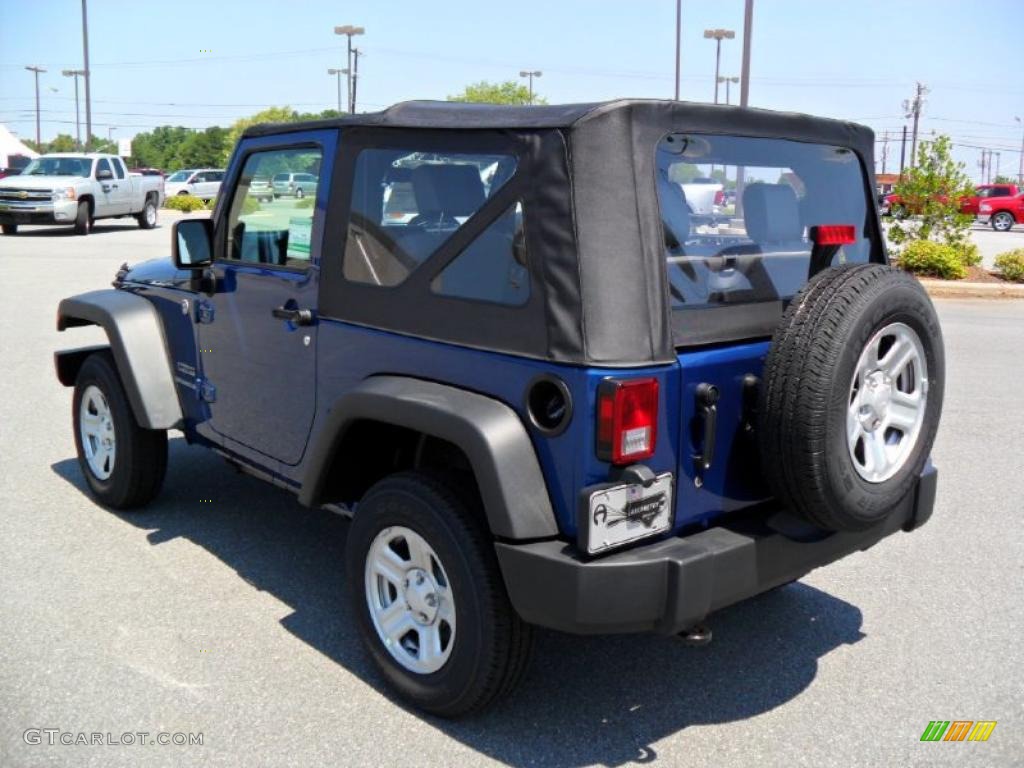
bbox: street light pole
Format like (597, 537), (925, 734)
(334, 25), (365, 113)
(108, 126), (116, 145)
(327, 68), (348, 113)
(736, 0), (754, 216)
(25, 65), (46, 148)
(81, 0), (92, 151)
(62, 69), (85, 148)
(519, 70), (542, 104)
(718, 75), (739, 105)
(703, 29), (735, 104)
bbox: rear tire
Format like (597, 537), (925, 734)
(73, 201), (92, 235)
(72, 351), (167, 509)
(346, 472), (533, 717)
(136, 197), (158, 229)
(991, 212), (1014, 232)
(758, 264), (944, 531)
(1, 224), (17, 235)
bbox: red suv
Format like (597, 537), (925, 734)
(979, 192), (1024, 231)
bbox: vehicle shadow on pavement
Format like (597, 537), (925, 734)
(52, 438), (866, 768)
(8, 224), (151, 237)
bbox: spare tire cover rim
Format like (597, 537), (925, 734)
(847, 322), (928, 483)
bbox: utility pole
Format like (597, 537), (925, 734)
(327, 68), (348, 113)
(62, 69), (85, 148)
(674, 0), (681, 100)
(880, 130), (889, 175)
(334, 25), (365, 114)
(81, 0), (92, 151)
(899, 125), (907, 176)
(25, 65), (46, 148)
(703, 29), (735, 104)
(995, 151), (1001, 181)
(903, 82), (928, 169)
(351, 48), (363, 113)
(519, 70), (542, 105)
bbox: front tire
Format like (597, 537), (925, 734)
(136, 197), (158, 229)
(346, 472), (532, 717)
(72, 352), (167, 509)
(991, 212), (1015, 232)
(73, 201), (92, 235)
(1, 223), (17, 235)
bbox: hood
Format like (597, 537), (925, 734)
(0, 175), (87, 190)
(119, 258), (194, 289)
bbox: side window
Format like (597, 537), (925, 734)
(111, 158), (126, 179)
(342, 148), (517, 287)
(431, 202), (530, 306)
(96, 158), (111, 178)
(991, 187), (1010, 198)
(209, 171), (225, 182)
(223, 147), (322, 268)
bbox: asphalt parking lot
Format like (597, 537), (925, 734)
(1, 215), (1022, 767)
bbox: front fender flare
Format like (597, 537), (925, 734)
(299, 376), (559, 541)
(57, 289), (183, 430)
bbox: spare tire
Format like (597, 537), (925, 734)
(758, 264), (944, 531)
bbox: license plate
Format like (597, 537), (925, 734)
(13, 212), (30, 223)
(583, 473), (674, 554)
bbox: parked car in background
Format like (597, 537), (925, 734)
(0, 153), (163, 235)
(960, 183), (1021, 216)
(272, 172), (318, 199)
(883, 183), (1021, 218)
(679, 177), (725, 217)
(248, 176), (273, 202)
(164, 168), (225, 201)
(979, 192), (1024, 231)
(0, 167), (22, 179)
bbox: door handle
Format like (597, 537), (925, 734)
(272, 306), (314, 325)
(111, 183), (118, 189)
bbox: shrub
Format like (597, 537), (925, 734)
(897, 240), (966, 280)
(958, 241), (982, 268)
(994, 249), (1024, 282)
(294, 196), (315, 210)
(164, 194), (206, 213)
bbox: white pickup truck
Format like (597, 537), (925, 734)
(679, 177), (725, 218)
(0, 153), (164, 235)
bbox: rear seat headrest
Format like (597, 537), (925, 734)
(742, 183), (803, 243)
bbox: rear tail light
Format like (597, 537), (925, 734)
(714, 190), (724, 206)
(596, 377), (659, 465)
(810, 224), (857, 246)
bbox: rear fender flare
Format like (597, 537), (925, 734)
(299, 376), (559, 541)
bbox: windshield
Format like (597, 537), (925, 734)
(656, 133), (873, 341)
(21, 157), (93, 177)
(166, 171), (193, 182)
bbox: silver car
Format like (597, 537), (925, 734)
(271, 172), (318, 199)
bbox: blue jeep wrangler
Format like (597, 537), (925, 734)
(55, 100), (943, 717)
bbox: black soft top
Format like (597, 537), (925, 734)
(250, 100), (879, 366)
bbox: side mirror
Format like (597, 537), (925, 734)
(172, 218), (214, 269)
(96, 169), (113, 181)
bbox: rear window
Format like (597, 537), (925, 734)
(656, 133), (873, 339)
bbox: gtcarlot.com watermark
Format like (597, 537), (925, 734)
(24, 729), (203, 747)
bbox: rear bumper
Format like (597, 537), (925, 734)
(496, 464), (937, 635)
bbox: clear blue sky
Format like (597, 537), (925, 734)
(2, 0), (1021, 181)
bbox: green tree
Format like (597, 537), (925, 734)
(130, 126), (194, 170)
(44, 134), (79, 152)
(172, 126), (229, 169)
(447, 81), (546, 106)
(992, 174), (1016, 185)
(223, 107), (299, 164)
(888, 135), (975, 253)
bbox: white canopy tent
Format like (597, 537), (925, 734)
(0, 124), (39, 168)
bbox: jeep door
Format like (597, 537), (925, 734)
(195, 133), (335, 465)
